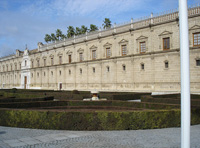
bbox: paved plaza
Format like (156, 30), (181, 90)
(0, 125), (199, 148)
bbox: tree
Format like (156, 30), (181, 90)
(44, 34), (52, 43)
(67, 26), (75, 38)
(102, 18), (111, 29)
(56, 29), (63, 40)
(80, 25), (88, 34)
(51, 33), (57, 42)
(61, 34), (67, 40)
(75, 27), (81, 35)
(89, 24), (98, 32)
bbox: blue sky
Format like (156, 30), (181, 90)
(0, 0), (199, 57)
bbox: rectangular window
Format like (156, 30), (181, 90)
(59, 56), (62, 64)
(79, 53), (83, 62)
(15, 64), (17, 70)
(196, 59), (200, 66)
(193, 33), (200, 46)
(11, 65), (12, 71)
(37, 60), (40, 67)
(121, 45), (127, 56)
(69, 55), (72, 63)
(163, 37), (170, 50)
(92, 50), (96, 60)
(51, 58), (54, 65)
(106, 47), (111, 58)
(44, 59), (46, 66)
(32, 61), (34, 68)
(140, 42), (146, 53)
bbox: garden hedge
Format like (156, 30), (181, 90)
(0, 108), (199, 130)
(0, 100), (180, 110)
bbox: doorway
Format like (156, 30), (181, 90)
(24, 76), (27, 89)
(59, 83), (62, 90)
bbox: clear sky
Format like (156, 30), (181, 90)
(0, 0), (199, 57)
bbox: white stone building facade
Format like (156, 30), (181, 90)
(0, 6), (200, 93)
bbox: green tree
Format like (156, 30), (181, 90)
(75, 27), (81, 35)
(44, 34), (52, 43)
(61, 34), (67, 40)
(56, 29), (63, 40)
(51, 33), (57, 41)
(80, 25), (88, 34)
(67, 26), (75, 38)
(89, 24), (98, 32)
(102, 18), (112, 29)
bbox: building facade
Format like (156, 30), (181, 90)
(0, 6), (200, 93)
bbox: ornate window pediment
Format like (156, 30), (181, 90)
(77, 48), (84, 53)
(118, 39), (128, 44)
(57, 52), (63, 56)
(66, 50), (72, 55)
(159, 31), (173, 36)
(189, 25), (200, 30)
(49, 54), (54, 58)
(136, 35), (148, 40)
(103, 42), (112, 47)
(90, 45), (97, 49)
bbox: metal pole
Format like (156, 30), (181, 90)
(179, 0), (191, 148)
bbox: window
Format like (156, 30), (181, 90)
(15, 64), (17, 70)
(59, 70), (61, 76)
(69, 55), (72, 63)
(106, 47), (111, 58)
(44, 72), (46, 76)
(163, 37), (170, 50)
(165, 61), (169, 69)
(93, 67), (95, 73)
(122, 65), (126, 71)
(11, 65), (12, 71)
(92, 50), (96, 60)
(141, 63), (145, 70)
(25, 60), (27, 66)
(44, 59), (46, 66)
(107, 66), (110, 72)
(20, 63), (21, 69)
(140, 42), (146, 53)
(32, 73), (33, 77)
(80, 68), (82, 74)
(193, 33), (200, 46)
(37, 72), (39, 77)
(51, 58), (54, 65)
(79, 53), (83, 62)
(121, 45), (127, 56)
(51, 71), (53, 76)
(32, 61), (34, 68)
(37, 60), (40, 67)
(3, 66), (5, 72)
(6, 65), (8, 71)
(59, 56), (62, 64)
(69, 70), (71, 75)
(196, 59), (200, 66)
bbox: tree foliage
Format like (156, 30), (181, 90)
(89, 24), (98, 32)
(44, 18), (112, 43)
(102, 18), (112, 29)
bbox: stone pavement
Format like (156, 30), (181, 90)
(0, 125), (200, 148)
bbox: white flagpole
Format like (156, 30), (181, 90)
(179, 0), (191, 148)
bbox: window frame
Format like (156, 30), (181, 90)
(163, 37), (170, 50)
(121, 45), (127, 56)
(193, 32), (200, 47)
(92, 50), (97, 60)
(140, 42), (146, 53)
(106, 47), (111, 58)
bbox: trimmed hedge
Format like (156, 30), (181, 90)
(0, 100), (180, 110)
(0, 96), (54, 103)
(0, 108), (199, 130)
(141, 97), (200, 106)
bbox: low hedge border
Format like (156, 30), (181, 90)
(0, 100), (180, 110)
(0, 108), (199, 130)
